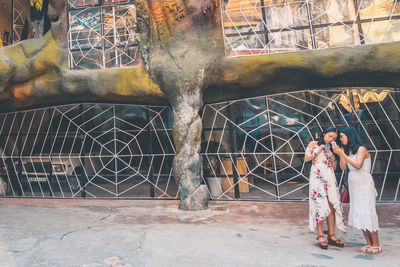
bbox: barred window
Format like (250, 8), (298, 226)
(222, 0), (400, 57)
(67, 0), (139, 70)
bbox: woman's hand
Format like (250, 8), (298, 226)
(316, 145), (325, 155)
(332, 145), (344, 156)
(305, 142), (323, 162)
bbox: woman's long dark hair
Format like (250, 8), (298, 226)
(317, 126), (338, 146)
(341, 126), (364, 155)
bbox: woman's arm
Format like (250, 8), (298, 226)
(333, 145), (349, 171)
(339, 154), (347, 171)
(331, 157), (338, 170)
(304, 141), (324, 162)
(338, 146), (368, 170)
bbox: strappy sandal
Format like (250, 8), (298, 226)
(367, 246), (382, 254)
(317, 235), (328, 249)
(359, 245), (371, 252)
(327, 234), (344, 247)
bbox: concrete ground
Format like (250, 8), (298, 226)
(0, 199), (399, 267)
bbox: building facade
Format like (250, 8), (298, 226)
(0, 0), (399, 203)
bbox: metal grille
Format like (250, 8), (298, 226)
(221, 0), (400, 56)
(67, 0), (139, 70)
(202, 88), (400, 202)
(12, 0), (34, 43)
(0, 103), (177, 199)
(1, 91), (399, 202)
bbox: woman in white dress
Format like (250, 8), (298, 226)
(333, 126), (381, 254)
(305, 127), (345, 249)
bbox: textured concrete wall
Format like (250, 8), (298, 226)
(1, 0), (400, 110)
(0, 0), (167, 111)
(206, 41), (400, 103)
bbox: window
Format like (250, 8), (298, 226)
(67, 0), (139, 70)
(0, 103), (176, 198)
(202, 88), (400, 201)
(222, 0), (400, 57)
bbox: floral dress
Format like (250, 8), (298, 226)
(306, 147), (346, 233)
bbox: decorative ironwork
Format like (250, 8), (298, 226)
(12, 0), (33, 43)
(67, 0), (139, 70)
(202, 88), (400, 202)
(1, 90), (399, 202)
(0, 103), (177, 199)
(221, 0), (400, 56)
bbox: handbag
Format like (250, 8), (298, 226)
(340, 184), (349, 203)
(340, 170), (349, 203)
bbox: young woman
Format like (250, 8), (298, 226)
(333, 126), (381, 254)
(305, 127), (345, 249)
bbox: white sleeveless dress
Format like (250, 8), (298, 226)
(347, 155), (380, 232)
(306, 147), (346, 233)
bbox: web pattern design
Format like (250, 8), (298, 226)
(12, 0), (34, 43)
(202, 89), (400, 201)
(0, 103), (177, 199)
(221, 0), (400, 56)
(67, 0), (139, 70)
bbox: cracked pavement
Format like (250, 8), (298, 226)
(0, 199), (399, 267)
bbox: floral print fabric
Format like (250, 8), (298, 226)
(307, 147), (346, 233)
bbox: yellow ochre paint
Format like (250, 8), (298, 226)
(115, 68), (163, 97)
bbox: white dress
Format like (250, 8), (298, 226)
(347, 155), (380, 232)
(307, 147), (346, 233)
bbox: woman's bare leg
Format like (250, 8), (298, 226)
(370, 231), (380, 247)
(362, 230), (372, 246)
(326, 201), (344, 246)
(317, 221), (325, 237)
(327, 201), (335, 236)
(359, 230), (373, 252)
(316, 220), (328, 248)
(365, 230), (381, 253)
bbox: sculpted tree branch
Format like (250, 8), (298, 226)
(0, 0), (222, 210)
(0, 1), (166, 109)
(145, 0), (223, 210)
(205, 41), (400, 103)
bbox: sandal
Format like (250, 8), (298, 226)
(317, 235), (328, 249)
(359, 245), (371, 252)
(367, 246), (382, 254)
(327, 234), (344, 247)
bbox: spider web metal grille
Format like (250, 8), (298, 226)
(202, 88), (400, 202)
(1, 91), (399, 202)
(12, 0), (34, 43)
(221, 0), (400, 56)
(67, 0), (139, 70)
(0, 103), (177, 199)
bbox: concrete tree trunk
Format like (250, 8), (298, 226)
(172, 81), (208, 210)
(144, 0), (223, 209)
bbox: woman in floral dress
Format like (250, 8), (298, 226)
(305, 127), (346, 249)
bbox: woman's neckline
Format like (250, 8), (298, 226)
(349, 154), (371, 160)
